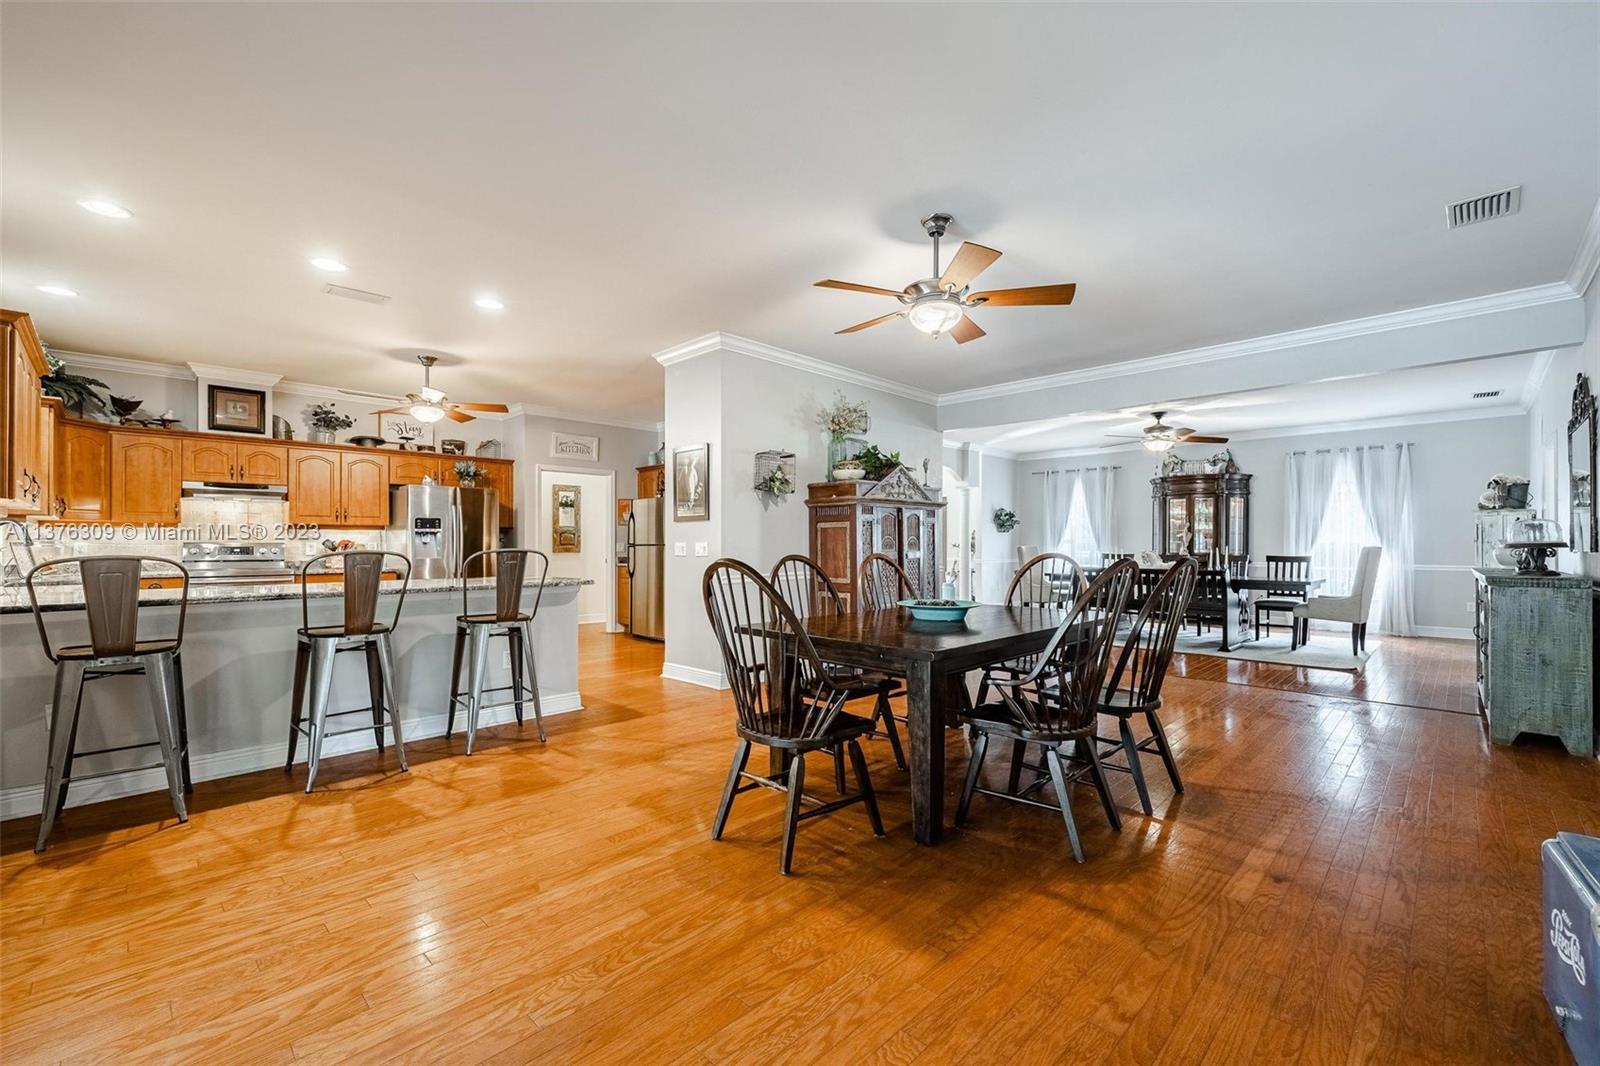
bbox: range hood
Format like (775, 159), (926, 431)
(181, 481), (289, 499)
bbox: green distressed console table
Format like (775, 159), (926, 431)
(1473, 568), (1594, 756)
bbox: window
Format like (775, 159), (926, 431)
(1311, 458), (1378, 597)
(1054, 478), (1100, 563)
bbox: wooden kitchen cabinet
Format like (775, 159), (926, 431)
(388, 453), (443, 485)
(110, 432), (181, 524)
(2, 309), (50, 512)
(183, 439), (288, 483)
(53, 420), (110, 521)
(287, 448), (342, 525)
(236, 443), (288, 483)
(341, 453), (389, 527)
(637, 464), (665, 498)
(479, 460), (515, 527)
(181, 439), (235, 482)
(36, 398), (61, 518)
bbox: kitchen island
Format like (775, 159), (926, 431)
(0, 575), (589, 818)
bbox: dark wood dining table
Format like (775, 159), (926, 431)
(796, 604), (1073, 846)
(1215, 576), (1325, 651)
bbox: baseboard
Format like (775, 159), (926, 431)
(1412, 626), (1473, 640)
(0, 691), (582, 823)
(578, 614), (607, 625)
(661, 661), (728, 690)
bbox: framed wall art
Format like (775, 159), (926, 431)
(673, 443), (710, 521)
(552, 483), (581, 553)
(206, 385), (267, 434)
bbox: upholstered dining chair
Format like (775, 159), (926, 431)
(703, 559), (885, 875)
(770, 555), (906, 772)
(1292, 545), (1382, 654)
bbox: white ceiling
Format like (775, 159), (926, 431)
(956, 352), (1542, 456)
(3, 3), (1596, 426)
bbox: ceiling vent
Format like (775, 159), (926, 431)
(1446, 186), (1521, 229)
(324, 284), (390, 305)
(1472, 390), (1502, 400)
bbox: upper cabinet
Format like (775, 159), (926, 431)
(389, 453), (442, 485)
(2, 309), (50, 513)
(54, 420), (110, 522)
(181, 439), (235, 482)
(341, 452), (389, 526)
(287, 448), (341, 525)
(637, 464), (665, 499)
(181, 439), (287, 483)
(110, 432), (181, 524)
(236, 442), (288, 484)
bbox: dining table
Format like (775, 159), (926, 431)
(794, 604), (1075, 846)
(1214, 575), (1325, 651)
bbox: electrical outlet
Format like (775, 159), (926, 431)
(694, 542), (708, 557)
(501, 650), (512, 669)
(673, 542), (687, 557)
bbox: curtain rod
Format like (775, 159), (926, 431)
(1289, 443), (1415, 455)
(1027, 465), (1122, 476)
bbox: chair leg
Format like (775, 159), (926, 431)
(378, 634), (408, 772)
(507, 625), (525, 726)
(286, 641), (309, 772)
(1006, 739), (1027, 795)
(466, 625), (491, 756)
(304, 639), (337, 792)
(832, 746), (848, 795)
(1146, 709), (1184, 793)
(173, 653), (193, 794)
(143, 653), (188, 824)
(1351, 624), (1359, 657)
(779, 754), (806, 876)
(447, 625), (466, 738)
(364, 642), (386, 753)
(874, 691), (906, 770)
(955, 729), (988, 828)
(520, 621), (546, 742)
(1082, 738), (1121, 832)
(711, 739), (751, 840)
(1043, 746), (1085, 863)
(847, 740), (885, 837)
(1119, 717), (1153, 816)
(36, 661), (85, 852)
(55, 668), (87, 818)
(1360, 623), (1368, 652)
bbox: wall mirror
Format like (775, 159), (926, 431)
(1571, 373), (1596, 553)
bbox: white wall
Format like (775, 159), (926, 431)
(1526, 272), (1599, 582)
(1011, 412), (1529, 634)
(517, 415), (659, 544)
(536, 469), (613, 624)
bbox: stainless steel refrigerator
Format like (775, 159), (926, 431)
(626, 497), (664, 640)
(388, 483), (499, 579)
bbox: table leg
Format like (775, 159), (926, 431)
(1218, 585), (1248, 652)
(906, 660), (945, 845)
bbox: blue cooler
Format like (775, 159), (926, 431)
(1543, 832), (1600, 1065)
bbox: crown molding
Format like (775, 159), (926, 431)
(935, 282), (1578, 407)
(54, 349), (193, 380)
(1568, 197), (1600, 297)
(990, 404), (1528, 461)
(1519, 349), (1558, 412)
(652, 331), (939, 406)
(186, 362), (283, 388)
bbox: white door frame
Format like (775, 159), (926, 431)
(532, 464), (618, 631)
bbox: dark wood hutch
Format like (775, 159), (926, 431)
(807, 466), (945, 609)
(1151, 469), (1252, 558)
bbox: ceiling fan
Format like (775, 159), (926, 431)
(342, 355), (510, 424)
(1109, 411), (1230, 452)
(815, 213), (1076, 344)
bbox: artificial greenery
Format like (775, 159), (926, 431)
(307, 403), (355, 433)
(817, 391), (871, 441)
(756, 467), (794, 496)
(851, 444), (901, 481)
(38, 342), (108, 414)
(993, 507), (1019, 533)
(453, 460), (485, 483)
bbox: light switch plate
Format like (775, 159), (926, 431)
(674, 542), (687, 557)
(694, 542), (708, 557)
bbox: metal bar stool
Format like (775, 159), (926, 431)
(447, 549), (548, 754)
(284, 551), (411, 791)
(26, 556), (192, 852)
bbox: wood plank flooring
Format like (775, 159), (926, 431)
(2, 629), (1594, 1064)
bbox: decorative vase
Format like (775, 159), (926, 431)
(309, 429), (336, 444)
(827, 435), (850, 480)
(832, 460), (865, 481)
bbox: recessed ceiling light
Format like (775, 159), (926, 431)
(36, 284), (78, 297)
(309, 256), (348, 272)
(474, 295), (505, 311)
(78, 199), (132, 219)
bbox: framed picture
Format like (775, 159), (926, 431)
(552, 484), (581, 553)
(440, 439), (466, 456)
(206, 385), (266, 434)
(378, 412), (434, 446)
(673, 443), (710, 521)
(551, 431), (599, 462)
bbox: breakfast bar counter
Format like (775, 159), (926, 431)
(0, 576), (590, 817)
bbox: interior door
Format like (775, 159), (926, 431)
(181, 439), (235, 482)
(287, 448), (341, 525)
(109, 433), (180, 524)
(340, 452), (390, 527)
(236, 443), (288, 483)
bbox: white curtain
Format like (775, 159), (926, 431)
(1041, 470), (1072, 553)
(1350, 443), (1416, 636)
(1285, 449), (1338, 554)
(1079, 467), (1117, 555)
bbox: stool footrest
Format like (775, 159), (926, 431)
(75, 739), (161, 758)
(68, 762), (174, 784)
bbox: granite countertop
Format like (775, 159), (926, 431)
(0, 576), (591, 615)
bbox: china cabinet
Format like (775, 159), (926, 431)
(1151, 472), (1251, 557)
(806, 466), (945, 610)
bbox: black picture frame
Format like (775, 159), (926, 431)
(207, 384), (267, 434)
(673, 443), (710, 521)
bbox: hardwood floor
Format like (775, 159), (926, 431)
(2, 629), (1594, 1063)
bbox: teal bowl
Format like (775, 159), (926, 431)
(898, 598), (979, 622)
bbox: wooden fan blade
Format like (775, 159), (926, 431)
(949, 315), (986, 344)
(1180, 434), (1229, 444)
(451, 402), (510, 413)
(968, 283), (1077, 307)
(939, 242), (1001, 292)
(835, 311), (903, 334)
(815, 279), (905, 298)
(444, 407), (475, 423)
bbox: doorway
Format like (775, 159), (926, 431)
(942, 466), (977, 600)
(534, 466), (616, 629)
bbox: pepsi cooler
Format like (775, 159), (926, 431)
(1543, 831), (1600, 1065)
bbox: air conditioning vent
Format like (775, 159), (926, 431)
(1472, 390), (1502, 400)
(325, 284), (390, 304)
(1447, 186), (1521, 229)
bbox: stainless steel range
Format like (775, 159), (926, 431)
(179, 542), (295, 585)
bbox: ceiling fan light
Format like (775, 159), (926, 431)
(907, 295), (964, 336)
(409, 401), (447, 423)
(1143, 437), (1174, 452)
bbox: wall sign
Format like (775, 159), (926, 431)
(379, 412), (433, 446)
(551, 432), (599, 462)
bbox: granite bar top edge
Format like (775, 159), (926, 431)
(0, 576), (592, 615)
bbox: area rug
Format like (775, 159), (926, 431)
(1171, 628), (1374, 673)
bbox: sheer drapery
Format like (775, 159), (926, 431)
(1079, 466), (1117, 555)
(1285, 449), (1338, 554)
(1349, 443), (1416, 636)
(1041, 470), (1072, 553)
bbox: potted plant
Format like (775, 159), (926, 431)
(306, 403), (355, 444)
(453, 459), (485, 486)
(993, 507), (1018, 533)
(817, 392), (870, 479)
(851, 444), (901, 481)
(39, 345), (108, 416)
(755, 467), (794, 496)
